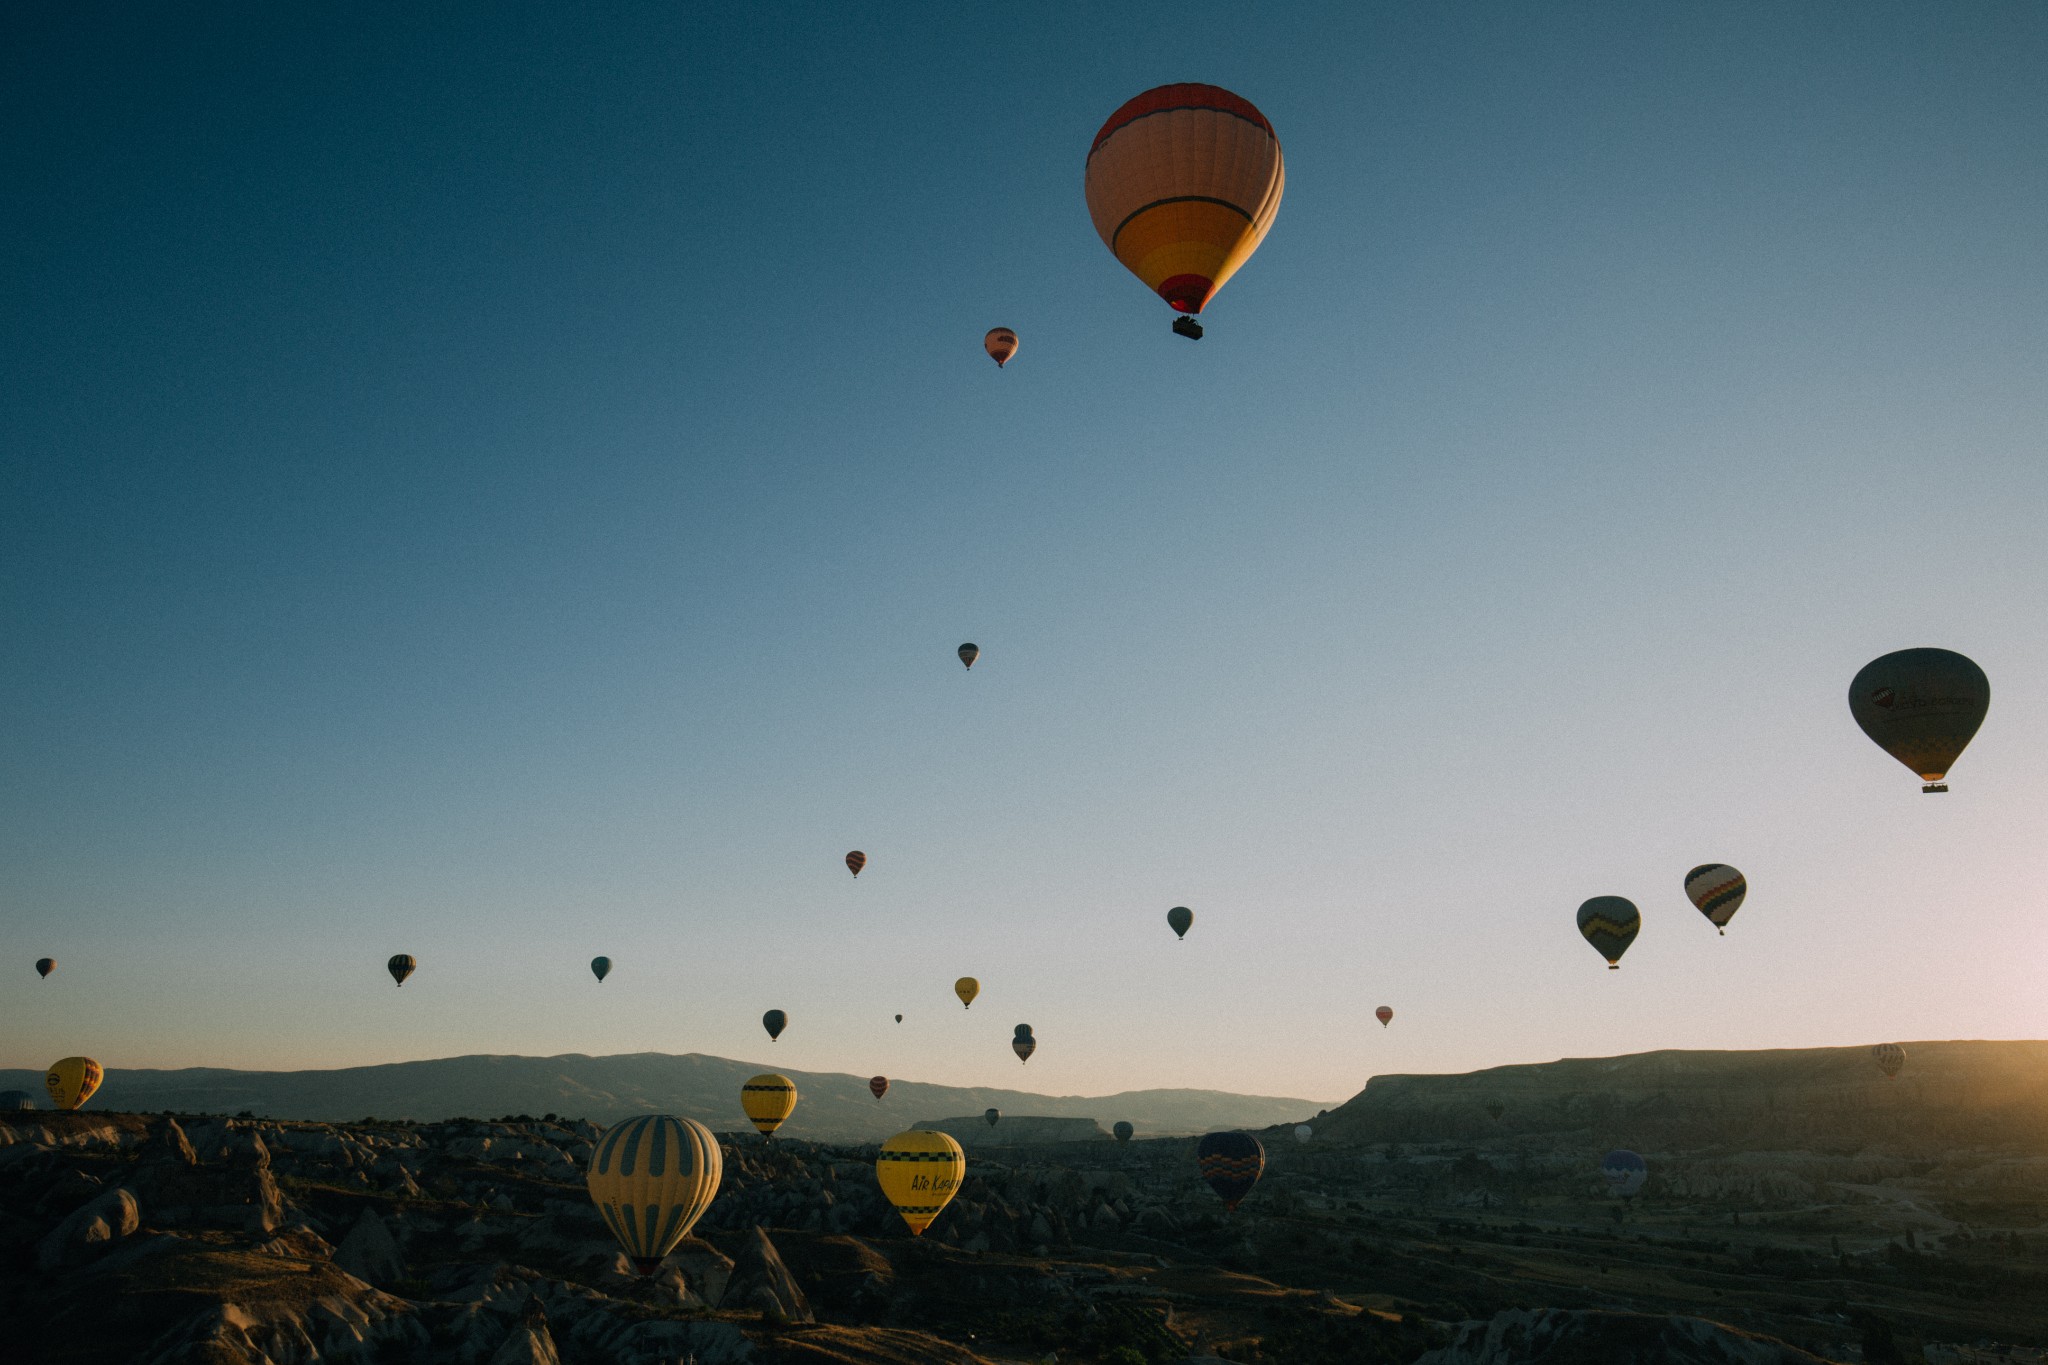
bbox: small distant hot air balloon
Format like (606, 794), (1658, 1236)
(588, 1115), (723, 1275)
(590, 956), (612, 982)
(388, 954), (416, 987)
(1485, 1100), (1505, 1122)
(846, 850), (867, 877)
(1086, 85), (1285, 340)
(894, 1013), (903, 1024)
(1849, 648), (1989, 792)
(983, 328), (1018, 367)
(1012, 1035), (1037, 1064)
(1872, 1043), (1906, 1079)
(985, 1107), (1001, 1128)
(1375, 1006), (1393, 1028)
(1601, 1149), (1647, 1199)
(869, 1076), (889, 1101)
(1683, 865), (1746, 935)
(954, 977), (979, 1009)
(1167, 906), (1192, 940)
(1196, 1131), (1265, 1211)
(35, 958), (54, 979)
(1113, 1121), (1134, 1143)
(1577, 898), (1640, 969)
(877, 1129), (965, 1235)
(958, 643), (979, 670)
(741, 1073), (797, 1136)
(44, 1057), (103, 1112)
(1294, 1124), (1312, 1144)
(762, 1009), (788, 1042)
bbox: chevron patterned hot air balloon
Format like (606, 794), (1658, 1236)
(1576, 897), (1640, 969)
(1196, 1130), (1265, 1211)
(587, 1114), (723, 1276)
(1085, 84), (1284, 338)
(869, 1076), (889, 1101)
(1683, 865), (1746, 935)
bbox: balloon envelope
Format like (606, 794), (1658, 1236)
(1012, 1036), (1037, 1064)
(954, 977), (979, 1009)
(1683, 865), (1746, 934)
(387, 954), (416, 987)
(1167, 906), (1192, 939)
(591, 956), (612, 982)
(1294, 1124), (1312, 1144)
(587, 1114), (723, 1275)
(1196, 1131), (1266, 1210)
(894, 1014), (903, 1024)
(1849, 648), (1989, 790)
(958, 643), (979, 669)
(1873, 1043), (1906, 1079)
(1113, 1121), (1134, 1143)
(876, 1129), (965, 1235)
(741, 1073), (797, 1136)
(1485, 1100), (1505, 1122)
(984, 1107), (1001, 1127)
(44, 1056), (103, 1112)
(1085, 84), (1284, 317)
(983, 329), (1017, 367)
(1601, 1149), (1647, 1198)
(762, 1009), (787, 1042)
(845, 850), (867, 877)
(1375, 1006), (1393, 1027)
(35, 958), (54, 979)
(869, 1076), (889, 1101)
(1577, 897), (1641, 968)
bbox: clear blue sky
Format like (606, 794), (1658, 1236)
(4, 2), (2045, 1103)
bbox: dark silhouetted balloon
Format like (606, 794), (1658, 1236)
(1113, 1121), (1134, 1143)
(1375, 1006), (1392, 1028)
(1167, 906), (1192, 939)
(591, 956), (612, 982)
(1601, 1149), (1647, 1198)
(1577, 897), (1640, 969)
(1012, 1035), (1037, 1064)
(869, 1076), (889, 1100)
(762, 1009), (787, 1042)
(958, 643), (980, 669)
(1196, 1130), (1265, 1211)
(1849, 648), (1989, 792)
(894, 1014), (903, 1024)
(388, 954), (416, 987)
(846, 850), (867, 877)
(35, 958), (54, 979)
(1485, 1100), (1505, 1122)
(985, 1107), (1001, 1128)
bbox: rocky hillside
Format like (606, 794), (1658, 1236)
(1312, 1040), (2048, 1152)
(0, 1052), (1323, 1141)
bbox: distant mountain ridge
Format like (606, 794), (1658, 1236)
(0, 1051), (1326, 1142)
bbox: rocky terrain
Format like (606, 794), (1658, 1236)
(8, 1042), (2048, 1363)
(0, 1052), (1323, 1142)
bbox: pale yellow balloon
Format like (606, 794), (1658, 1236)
(45, 1056), (103, 1112)
(586, 1115), (724, 1275)
(954, 976), (980, 1009)
(876, 1129), (965, 1236)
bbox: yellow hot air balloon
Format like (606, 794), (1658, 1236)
(45, 1056), (103, 1112)
(876, 1128), (965, 1236)
(586, 1114), (724, 1276)
(1084, 83), (1284, 338)
(953, 976), (979, 1009)
(741, 1072), (797, 1137)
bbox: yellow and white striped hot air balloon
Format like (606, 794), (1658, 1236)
(1084, 83), (1285, 339)
(876, 1129), (965, 1236)
(586, 1114), (724, 1276)
(45, 1056), (103, 1112)
(741, 1072), (797, 1137)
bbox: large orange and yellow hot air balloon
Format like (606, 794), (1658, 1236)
(1084, 84), (1284, 338)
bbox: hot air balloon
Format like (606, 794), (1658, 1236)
(1601, 1149), (1647, 1199)
(1113, 1121), (1134, 1143)
(1873, 1043), (1906, 1079)
(876, 1129), (965, 1236)
(1013, 1022), (1034, 1037)
(44, 1057), (103, 1112)
(894, 1013), (903, 1024)
(741, 1073), (797, 1136)
(1196, 1131), (1265, 1211)
(587, 1114), (723, 1275)
(1849, 648), (1989, 792)
(985, 1108), (1001, 1128)
(1167, 906), (1192, 939)
(869, 1076), (889, 1101)
(1484, 1100), (1505, 1122)
(388, 954), (416, 987)
(983, 329), (1017, 368)
(1577, 897), (1640, 969)
(1294, 1125), (1312, 1144)
(958, 643), (979, 670)
(954, 977), (979, 1009)
(1012, 1035), (1037, 1064)
(1085, 84), (1284, 339)
(763, 1009), (787, 1042)
(591, 956), (612, 982)
(1375, 1006), (1393, 1028)
(1683, 865), (1746, 935)
(846, 850), (867, 877)
(35, 958), (54, 979)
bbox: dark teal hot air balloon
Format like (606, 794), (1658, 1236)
(762, 1009), (787, 1042)
(1167, 906), (1192, 939)
(1601, 1148), (1646, 1199)
(1576, 897), (1640, 969)
(387, 954), (416, 987)
(591, 956), (612, 982)
(35, 958), (54, 979)
(1196, 1131), (1265, 1211)
(985, 1107), (1001, 1128)
(958, 643), (980, 670)
(1849, 648), (1989, 792)
(1113, 1121), (1134, 1143)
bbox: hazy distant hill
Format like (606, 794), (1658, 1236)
(0, 1051), (1324, 1142)
(1312, 1039), (2048, 1152)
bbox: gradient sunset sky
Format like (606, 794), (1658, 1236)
(4, 2), (2046, 1104)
